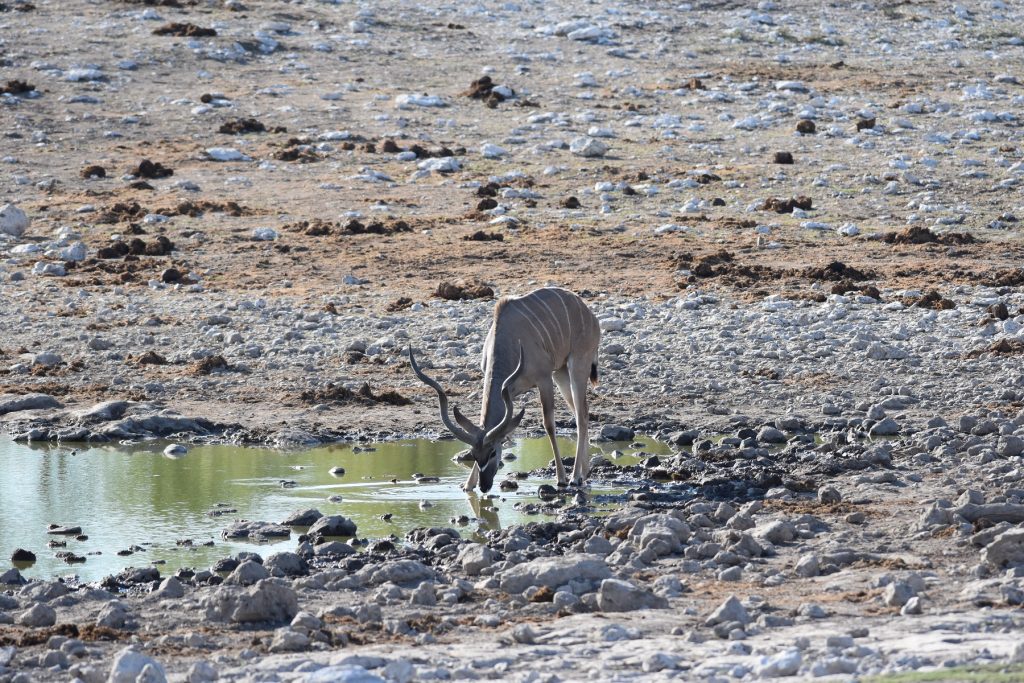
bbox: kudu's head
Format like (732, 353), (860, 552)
(408, 346), (525, 493)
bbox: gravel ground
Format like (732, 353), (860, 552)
(4, 0), (1024, 680)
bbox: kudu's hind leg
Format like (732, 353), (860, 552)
(539, 377), (568, 487)
(567, 361), (592, 485)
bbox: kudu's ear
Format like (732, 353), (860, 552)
(452, 405), (480, 438)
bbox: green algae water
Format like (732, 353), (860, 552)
(0, 436), (668, 583)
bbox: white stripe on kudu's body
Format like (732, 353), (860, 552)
(409, 287), (601, 493)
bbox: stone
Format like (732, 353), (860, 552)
(866, 343), (909, 360)
(10, 549), (35, 563)
(983, 529), (1024, 568)
(705, 595), (750, 626)
(108, 648), (167, 683)
(869, 417), (900, 436)
(597, 578), (668, 612)
(794, 553), (820, 578)
(1001, 435), (1024, 458)
(265, 552), (308, 577)
(0, 204), (30, 237)
(600, 424), (635, 441)
(185, 661), (218, 683)
(221, 520), (290, 541)
(629, 513), (691, 555)
(308, 514), (358, 537)
(96, 601), (131, 629)
(499, 554), (611, 594)
(0, 569), (26, 585)
(269, 627), (310, 652)
(0, 393), (62, 415)
(758, 520), (797, 544)
(363, 560), (435, 586)
(758, 426), (786, 443)
(304, 666), (385, 683)
(569, 136), (608, 157)
(226, 560), (269, 586)
(32, 261), (66, 277)
(817, 486), (842, 504)
(16, 603), (56, 627)
(282, 508), (323, 526)
(204, 579), (298, 624)
(883, 581), (915, 607)
(755, 649), (802, 677)
(901, 596), (922, 615)
(314, 541), (356, 557)
(458, 543), (495, 576)
(152, 577), (184, 599)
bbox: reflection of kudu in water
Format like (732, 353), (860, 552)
(467, 492), (501, 530)
(410, 287), (601, 493)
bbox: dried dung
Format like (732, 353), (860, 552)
(435, 279), (494, 300)
(153, 22), (216, 37)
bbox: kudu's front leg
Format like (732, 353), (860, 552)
(538, 378), (568, 487)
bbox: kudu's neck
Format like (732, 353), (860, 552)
(480, 321), (519, 432)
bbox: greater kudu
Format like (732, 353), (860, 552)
(409, 287), (601, 492)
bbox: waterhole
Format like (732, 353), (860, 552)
(0, 436), (669, 582)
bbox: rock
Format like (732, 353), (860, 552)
(758, 426), (786, 443)
(1001, 435), (1024, 458)
(152, 577), (184, 599)
(281, 508), (323, 526)
(185, 661), (218, 683)
(0, 569), (26, 585)
(794, 553), (820, 578)
(600, 424), (635, 441)
(269, 627), (309, 652)
(758, 520), (797, 544)
(204, 579), (298, 624)
(755, 649), (802, 677)
(206, 147), (251, 162)
(499, 554), (611, 594)
(96, 602), (131, 629)
(314, 541), (356, 557)
(163, 444), (187, 457)
(0, 393), (62, 415)
(10, 549), (35, 563)
(32, 261), (66, 277)
(569, 136), (608, 158)
(221, 520), (290, 541)
(866, 342), (909, 360)
(705, 595), (750, 626)
(628, 513), (691, 555)
(308, 514), (358, 537)
(226, 560), (269, 586)
(16, 603), (56, 627)
(817, 486), (842, 504)
(883, 581), (915, 607)
(304, 666), (385, 683)
(983, 529), (1024, 568)
(363, 560), (435, 586)
(108, 648), (167, 683)
(458, 543), (495, 576)
(597, 578), (668, 612)
(265, 552), (308, 577)
(869, 417), (900, 436)
(251, 227), (278, 241)
(901, 596), (922, 615)
(0, 203), (29, 238)
(76, 400), (129, 421)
